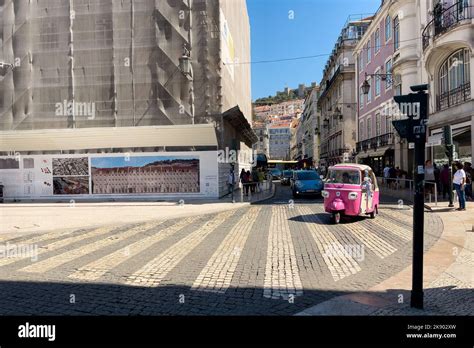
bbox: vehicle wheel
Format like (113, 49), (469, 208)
(370, 205), (378, 219)
(333, 212), (341, 224)
(292, 192), (298, 198)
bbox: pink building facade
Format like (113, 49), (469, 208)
(354, 1), (397, 177)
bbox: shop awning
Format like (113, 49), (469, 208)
(0, 124), (218, 152)
(222, 106), (258, 147)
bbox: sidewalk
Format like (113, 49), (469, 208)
(0, 183), (275, 236)
(297, 201), (473, 316)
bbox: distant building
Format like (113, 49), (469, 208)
(354, 1), (395, 176)
(318, 16), (371, 167)
(268, 123), (291, 160)
(252, 122), (269, 157)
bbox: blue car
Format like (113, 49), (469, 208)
(269, 168), (282, 180)
(291, 170), (323, 198)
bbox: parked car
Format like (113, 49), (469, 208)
(291, 170), (324, 198)
(269, 168), (282, 180)
(280, 170), (293, 185)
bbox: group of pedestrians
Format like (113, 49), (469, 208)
(425, 160), (472, 209)
(239, 168), (266, 196)
(382, 165), (406, 189)
(382, 160), (472, 211)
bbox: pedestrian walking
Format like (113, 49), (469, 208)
(246, 170), (254, 194)
(251, 169), (259, 193)
(463, 162), (472, 201)
(434, 163), (441, 194)
(240, 169), (249, 196)
(257, 168), (265, 192)
(453, 162), (466, 211)
(388, 166), (397, 189)
(383, 164), (390, 187)
(440, 164), (450, 199)
(227, 169), (235, 194)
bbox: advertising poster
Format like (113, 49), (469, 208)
(91, 156), (200, 194)
(52, 157), (90, 195)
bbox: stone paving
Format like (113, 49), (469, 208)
(0, 184), (444, 315)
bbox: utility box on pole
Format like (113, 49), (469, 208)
(392, 84), (429, 309)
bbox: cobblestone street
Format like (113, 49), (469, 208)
(0, 184), (444, 315)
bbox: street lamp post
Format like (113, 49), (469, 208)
(362, 72), (392, 96)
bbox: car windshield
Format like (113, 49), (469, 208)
(283, 170), (293, 177)
(326, 169), (360, 184)
(295, 171), (319, 180)
(270, 168), (280, 173)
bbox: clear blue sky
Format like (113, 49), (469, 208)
(247, 0), (380, 100)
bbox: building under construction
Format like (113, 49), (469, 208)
(0, 0), (256, 199)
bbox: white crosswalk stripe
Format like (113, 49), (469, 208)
(369, 217), (412, 241)
(345, 223), (397, 259)
(297, 206), (361, 281)
(191, 207), (261, 293)
(380, 208), (413, 223)
(68, 216), (200, 281)
(125, 210), (236, 287)
(19, 221), (164, 273)
(263, 206), (303, 299)
(0, 225), (120, 267)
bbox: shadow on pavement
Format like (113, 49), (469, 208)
(0, 280), (470, 315)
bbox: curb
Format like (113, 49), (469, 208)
(251, 184), (276, 204)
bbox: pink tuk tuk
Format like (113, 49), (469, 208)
(321, 164), (380, 224)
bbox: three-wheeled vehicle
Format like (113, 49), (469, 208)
(321, 164), (379, 224)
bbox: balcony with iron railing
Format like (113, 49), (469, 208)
(437, 82), (471, 111)
(356, 133), (394, 153)
(422, 2), (473, 51)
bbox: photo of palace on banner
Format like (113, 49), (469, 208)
(90, 156), (200, 194)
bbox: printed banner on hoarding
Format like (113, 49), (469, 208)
(0, 152), (218, 199)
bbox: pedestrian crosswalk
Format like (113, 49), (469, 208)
(192, 207), (261, 293)
(298, 206), (361, 281)
(69, 216), (200, 281)
(20, 221), (165, 273)
(264, 206), (303, 299)
(125, 210), (236, 287)
(0, 205), (415, 296)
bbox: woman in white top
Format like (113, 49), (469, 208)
(453, 162), (466, 211)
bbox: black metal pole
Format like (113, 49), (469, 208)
(411, 139), (425, 309)
(410, 89), (428, 309)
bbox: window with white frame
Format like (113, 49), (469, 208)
(359, 86), (364, 108)
(393, 16), (400, 51)
(359, 120), (365, 140)
(385, 15), (391, 42)
(385, 59), (392, 89)
(438, 48), (470, 96)
(375, 29), (380, 53)
(385, 114), (392, 134)
(367, 117), (372, 139)
(367, 40), (371, 64)
(375, 112), (381, 136)
(375, 69), (381, 97)
(358, 54), (363, 72)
